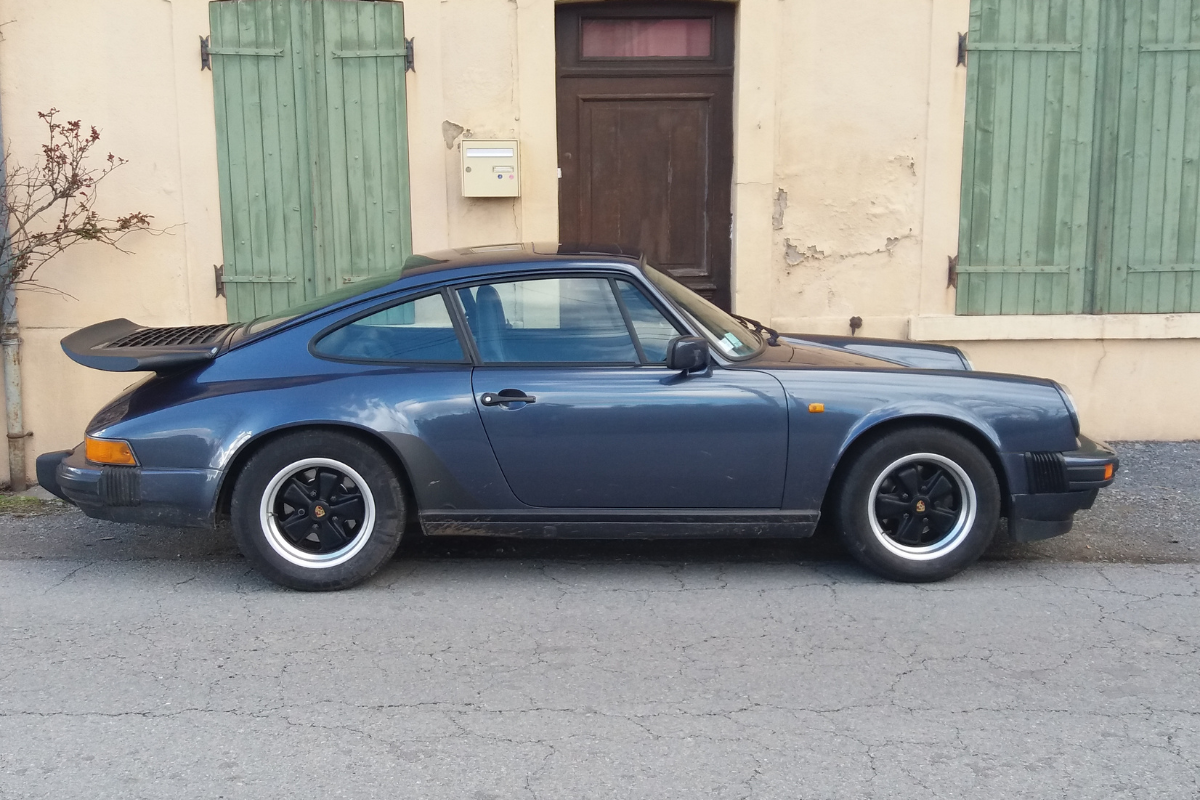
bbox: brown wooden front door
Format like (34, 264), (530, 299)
(556, 3), (735, 309)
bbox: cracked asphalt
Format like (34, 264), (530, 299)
(1, 442), (1198, 799)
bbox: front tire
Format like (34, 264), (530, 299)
(834, 427), (1000, 582)
(230, 431), (406, 591)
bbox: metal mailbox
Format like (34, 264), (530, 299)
(461, 139), (520, 198)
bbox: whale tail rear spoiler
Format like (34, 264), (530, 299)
(61, 318), (236, 372)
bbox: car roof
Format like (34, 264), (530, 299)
(231, 243), (652, 346)
(399, 242), (645, 281)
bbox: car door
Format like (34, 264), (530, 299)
(456, 273), (788, 509)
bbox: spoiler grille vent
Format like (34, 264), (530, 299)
(106, 325), (231, 349)
(1025, 452), (1068, 494)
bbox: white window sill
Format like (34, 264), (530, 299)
(909, 313), (1200, 342)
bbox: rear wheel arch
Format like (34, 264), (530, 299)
(214, 423), (416, 523)
(823, 415), (1011, 516)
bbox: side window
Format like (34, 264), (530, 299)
(314, 294), (465, 362)
(457, 277), (638, 363)
(616, 281), (681, 362)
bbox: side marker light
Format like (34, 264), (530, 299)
(808, 403), (825, 413)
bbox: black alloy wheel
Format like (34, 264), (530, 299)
(834, 426), (1001, 582)
(872, 458), (967, 549)
(230, 431), (406, 591)
(272, 464), (368, 556)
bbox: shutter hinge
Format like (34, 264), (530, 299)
(948, 254), (959, 289)
(214, 264), (226, 298)
(957, 32), (967, 66)
(201, 35), (212, 71)
(405, 37), (415, 72)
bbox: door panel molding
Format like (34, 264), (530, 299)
(420, 509), (820, 538)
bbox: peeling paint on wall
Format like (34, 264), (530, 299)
(784, 230), (915, 266)
(442, 120), (467, 149)
(784, 240), (825, 266)
(772, 189), (788, 230)
(891, 154), (916, 176)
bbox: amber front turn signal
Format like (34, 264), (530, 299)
(1104, 463), (1114, 480)
(85, 437), (137, 466)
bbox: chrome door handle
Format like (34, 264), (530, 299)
(480, 390), (537, 406)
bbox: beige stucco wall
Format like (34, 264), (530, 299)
(0, 0), (1195, 484)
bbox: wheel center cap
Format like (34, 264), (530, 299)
(914, 499), (927, 513)
(313, 503), (328, 520)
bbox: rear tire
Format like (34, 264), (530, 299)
(230, 431), (406, 591)
(834, 427), (1000, 582)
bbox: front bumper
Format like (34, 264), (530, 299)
(36, 444), (220, 529)
(1007, 435), (1119, 542)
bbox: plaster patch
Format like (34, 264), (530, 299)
(772, 189), (788, 230)
(442, 120), (468, 150)
(891, 154), (917, 176)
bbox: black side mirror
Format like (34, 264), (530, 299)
(666, 336), (710, 373)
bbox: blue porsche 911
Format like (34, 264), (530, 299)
(38, 244), (1118, 590)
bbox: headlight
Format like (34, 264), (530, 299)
(1054, 382), (1081, 437)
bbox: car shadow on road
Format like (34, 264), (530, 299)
(395, 527), (849, 565)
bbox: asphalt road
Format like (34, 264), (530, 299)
(1, 441), (1197, 799)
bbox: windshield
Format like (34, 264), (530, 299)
(644, 266), (761, 359)
(243, 269), (404, 335)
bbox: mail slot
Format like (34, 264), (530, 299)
(461, 139), (520, 198)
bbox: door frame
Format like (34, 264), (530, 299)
(554, 1), (736, 309)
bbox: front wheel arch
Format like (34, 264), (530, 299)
(831, 425), (1002, 581)
(821, 415), (1011, 521)
(214, 423), (417, 525)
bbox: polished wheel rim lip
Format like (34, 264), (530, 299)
(259, 457), (376, 569)
(867, 452), (977, 561)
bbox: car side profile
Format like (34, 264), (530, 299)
(37, 244), (1118, 590)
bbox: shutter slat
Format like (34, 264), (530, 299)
(237, 3), (273, 319)
(1179, 5), (1200, 311)
(1034, 0), (1070, 314)
(210, 4), (240, 322)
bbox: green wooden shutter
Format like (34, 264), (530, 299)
(959, 0), (1200, 316)
(1094, 0), (1200, 314)
(957, 0), (1102, 315)
(210, 0), (412, 322)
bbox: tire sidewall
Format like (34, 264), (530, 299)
(836, 427), (1000, 582)
(230, 431), (405, 591)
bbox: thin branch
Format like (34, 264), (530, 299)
(2, 109), (156, 321)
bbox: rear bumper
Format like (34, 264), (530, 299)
(36, 445), (220, 528)
(1007, 435), (1118, 543)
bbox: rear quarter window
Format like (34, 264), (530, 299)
(314, 294), (466, 362)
